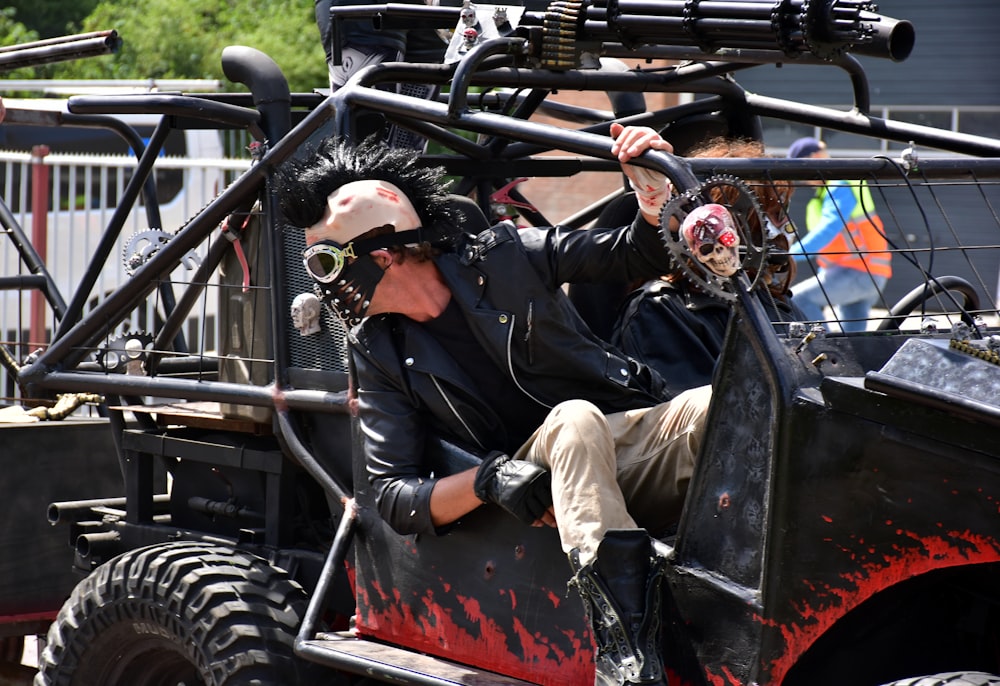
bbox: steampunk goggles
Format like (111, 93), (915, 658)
(302, 240), (358, 284)
(302, 228), (422, 284)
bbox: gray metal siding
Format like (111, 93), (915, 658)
(730, 0), (1000, 107)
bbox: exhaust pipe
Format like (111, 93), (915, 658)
(221, 45), (292, 143)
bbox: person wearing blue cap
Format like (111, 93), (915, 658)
(786, 137), (892, 332)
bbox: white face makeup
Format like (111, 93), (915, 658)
(305, 180), (422, 246)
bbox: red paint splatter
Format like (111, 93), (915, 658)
(762, 529), (1000, 684)
(355, 575), (592, 685)
(0, 609), (55, 625)
(665, 667), (699, 686)
(705, 664), (743, 685)
(344, 559), (356, 591)
(546, 589), (561, 608)
(375, 187), (401, 203)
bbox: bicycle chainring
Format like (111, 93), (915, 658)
(96, 331), (154, 374)
(659, 175), (769, 302)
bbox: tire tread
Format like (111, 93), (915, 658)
(34, 541), (318, 686)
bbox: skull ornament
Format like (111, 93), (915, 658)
(291, 292), (322, 336)
(681, 203), (741, 277)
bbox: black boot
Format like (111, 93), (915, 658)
(569, 529), (668, 686)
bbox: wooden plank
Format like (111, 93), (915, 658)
(109, 401), (270, 435)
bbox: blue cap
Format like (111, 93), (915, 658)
(787, 137), (825, 159)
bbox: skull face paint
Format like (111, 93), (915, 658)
(681, 203), (741, 277)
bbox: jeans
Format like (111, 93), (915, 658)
(515, 386), (711, 565)
(793, 265), (888, 333)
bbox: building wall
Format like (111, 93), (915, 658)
(518, 72), (679, 227)
(731, 0), (1000, 107)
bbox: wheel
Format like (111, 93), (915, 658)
(882, 672), (1000, 686)
(35, 541), (324, 686)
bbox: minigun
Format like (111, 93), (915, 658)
(524, 0), (915, 67)
(332, 0), (914, 69)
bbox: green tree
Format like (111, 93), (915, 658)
(0, 8), (44, 80)
(6, 0), (100, 38)
(49, 0), (327, 92)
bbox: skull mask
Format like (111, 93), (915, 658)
(681, 203), (741, 277)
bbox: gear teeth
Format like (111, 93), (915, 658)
(122, 229), (173, 276)
(97, 331), (155, 374)
(122, 229), (202, 275)
(657, 175), (770, 302)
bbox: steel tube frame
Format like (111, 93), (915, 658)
(18, 56), (1000, 409)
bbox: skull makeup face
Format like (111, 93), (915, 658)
(681, 203), (741, 277)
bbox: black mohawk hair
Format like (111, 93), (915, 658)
(274, 136), (462, 242)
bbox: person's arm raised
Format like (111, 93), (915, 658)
(610, 123), (674, 226)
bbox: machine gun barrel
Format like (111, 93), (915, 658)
(0, 30), (121, 72)
(521, 0), (914, 65)
(329, 0), (914, 67)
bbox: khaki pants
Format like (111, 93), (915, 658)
(515, 385), (711, 565)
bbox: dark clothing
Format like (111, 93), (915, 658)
(316, 0), (407, 59)
(315, 0), (449, 64)
(418, 297), (547, 454)
(612, 280), (731, 398)
(612, 279), (807, 395)
(351, 218), (674, 536)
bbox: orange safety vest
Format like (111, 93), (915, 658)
(805, 181), (892, 278)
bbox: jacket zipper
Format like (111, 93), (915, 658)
(525, 299), (534, 365)
(430, 375), (486, 451)
(504, 313), (552, 409)
(427, 309), (551, 447)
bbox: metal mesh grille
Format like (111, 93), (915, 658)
(387, 83), (437, 151)
(283, 225), (349, 374)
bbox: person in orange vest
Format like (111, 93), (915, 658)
(787, 137), (892, 332)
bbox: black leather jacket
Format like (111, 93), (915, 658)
(612, 279), (732, 398)
(350, 217), (674, 536)
(612, 278), (808, 397)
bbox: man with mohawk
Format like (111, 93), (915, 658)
(277, 124), (711, 686)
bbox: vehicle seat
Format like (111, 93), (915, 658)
(448, 194), (492, 234)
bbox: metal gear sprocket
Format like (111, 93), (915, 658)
(659, 175), (769, 302)
(122, 229), (202, 276)
(96, 331), (154, 374)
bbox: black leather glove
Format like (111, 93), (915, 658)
(473, 451), (553, 525)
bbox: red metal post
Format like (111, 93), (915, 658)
(30, 144), (50, 351)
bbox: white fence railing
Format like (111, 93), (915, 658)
(0, 151), (252, 402)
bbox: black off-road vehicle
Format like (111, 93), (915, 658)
(2, 2), (1000, 685)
